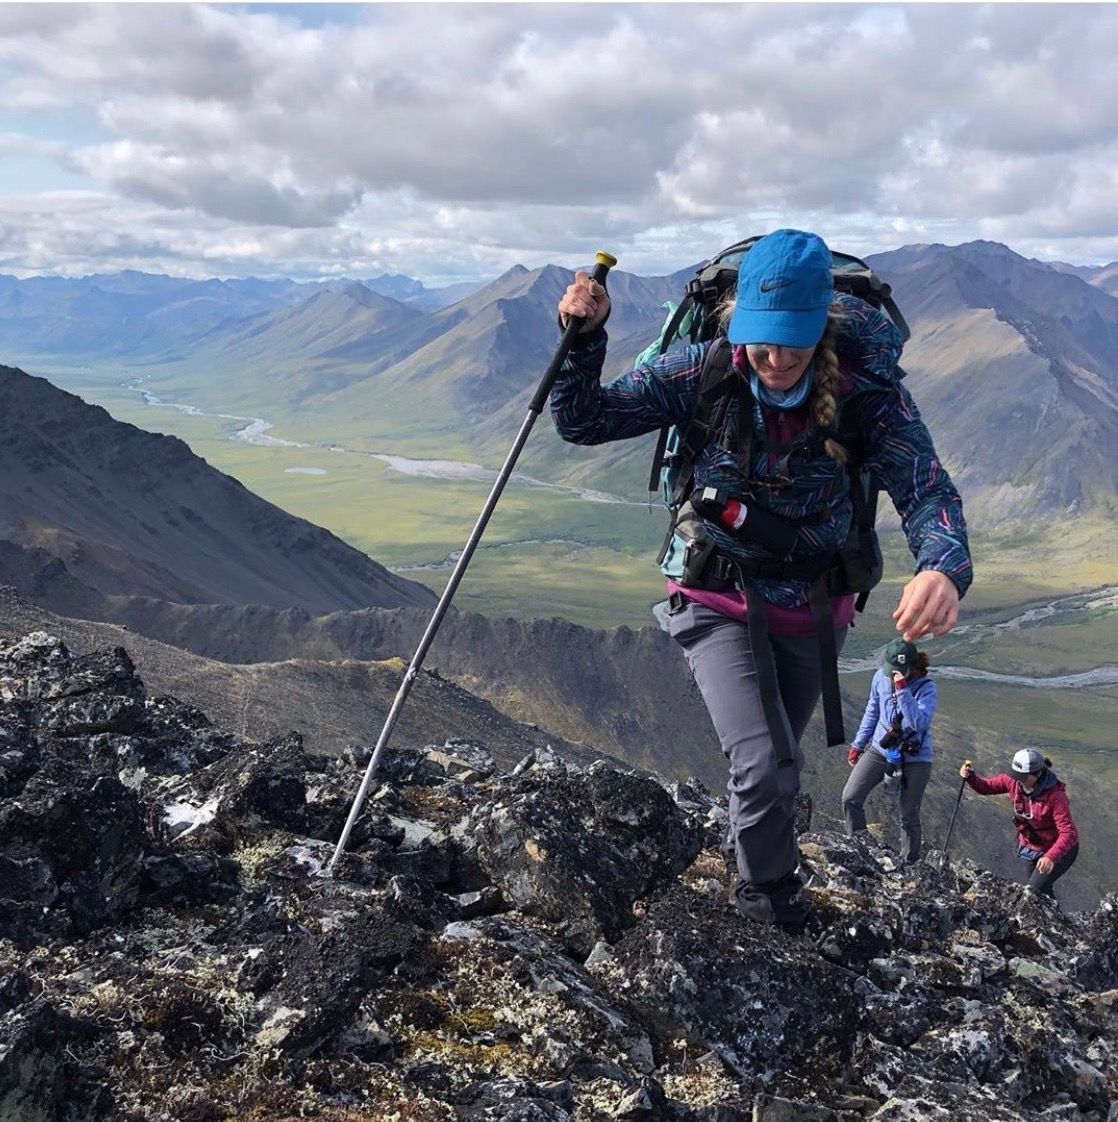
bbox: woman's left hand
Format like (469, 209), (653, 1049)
(893, 570), (959, 641)
(1036, 855), (1054, 874)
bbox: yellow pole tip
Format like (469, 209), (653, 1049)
(594, 251), (618, 268)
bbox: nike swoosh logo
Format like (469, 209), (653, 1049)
(759, 278), (794, 292)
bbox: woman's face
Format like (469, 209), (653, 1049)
(745, 342), (818, 391)
(1020, 772), (1040, 792)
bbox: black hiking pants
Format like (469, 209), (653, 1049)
(1025, 843), (1079, 897)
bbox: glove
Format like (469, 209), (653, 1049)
(847, 747), (861, 768)
(885, 747), (904, 766)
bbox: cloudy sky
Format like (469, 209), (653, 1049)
(1, 2), (1116, 286)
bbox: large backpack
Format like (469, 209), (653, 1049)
(640, 237), (911, 747)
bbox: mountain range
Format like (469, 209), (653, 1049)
(0, 269), (468, 362)
(7, 239), (1112, 525)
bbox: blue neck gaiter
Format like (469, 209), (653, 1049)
(749, 365), (815, 411)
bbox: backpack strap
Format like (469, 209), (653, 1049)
(661, 337), (737, 506)
(809, 575), (845, 747)
(644, 292), (706, 495)
(835, 390), (886, 613)
(654, 339), (739, 567)
(747, 592), (797, 768)
(648, 427), (671, 496)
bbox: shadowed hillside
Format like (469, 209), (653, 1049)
(866, 241), (1118, 523)
(0, 586), (595, 773)
(0, 364), (436, 614)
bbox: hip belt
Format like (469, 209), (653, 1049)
(683, 546), (848, 754)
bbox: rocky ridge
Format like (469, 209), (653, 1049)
(1, 631), (1117, 1122)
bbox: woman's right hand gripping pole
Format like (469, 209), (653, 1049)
(558, 271), (611, 334)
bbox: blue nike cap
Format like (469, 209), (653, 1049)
(727, 229), (835, 348)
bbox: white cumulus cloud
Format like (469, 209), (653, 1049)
(0, 2), (1115, 281)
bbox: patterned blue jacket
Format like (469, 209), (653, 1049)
(550, 294), (972, 609)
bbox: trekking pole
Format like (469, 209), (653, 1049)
(940, 759), (971, 869)
(328, 251), (618, 872)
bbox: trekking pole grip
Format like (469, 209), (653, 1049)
(528, 250), (617, 414)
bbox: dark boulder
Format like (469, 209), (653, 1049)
(0, 1001), (112, 1122)
(0, 756), (145, 944)
(466, 761), (704, 955)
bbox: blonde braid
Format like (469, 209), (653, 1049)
(813, 310), (848, 464)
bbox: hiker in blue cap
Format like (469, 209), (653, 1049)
(553, 229), (971, 934)
(842, 638), (938, 863)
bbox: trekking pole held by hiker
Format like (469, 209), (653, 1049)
(328, 251), (618, 872)
(940, 758), (971, 869)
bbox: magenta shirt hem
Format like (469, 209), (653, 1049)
(666, 581), (856, 635)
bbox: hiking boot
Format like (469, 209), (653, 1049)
(734, 872), (809, 936)
(734, 881), (778, 925)
(767, 871), (810, 935)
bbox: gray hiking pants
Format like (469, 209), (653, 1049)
(668, 600), (847, 887)
(842, 751), (932, 864)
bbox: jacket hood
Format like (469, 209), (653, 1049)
(1024, 769), (1060, 798)
(832, 292), (907, 391)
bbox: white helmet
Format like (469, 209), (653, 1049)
(1012, 748), (1047, 775)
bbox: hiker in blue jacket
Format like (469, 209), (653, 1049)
(842, 638), (937, 864)
(553, 229), (971, 934)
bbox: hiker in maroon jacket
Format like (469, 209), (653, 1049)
(959, 749), (1079, 898)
